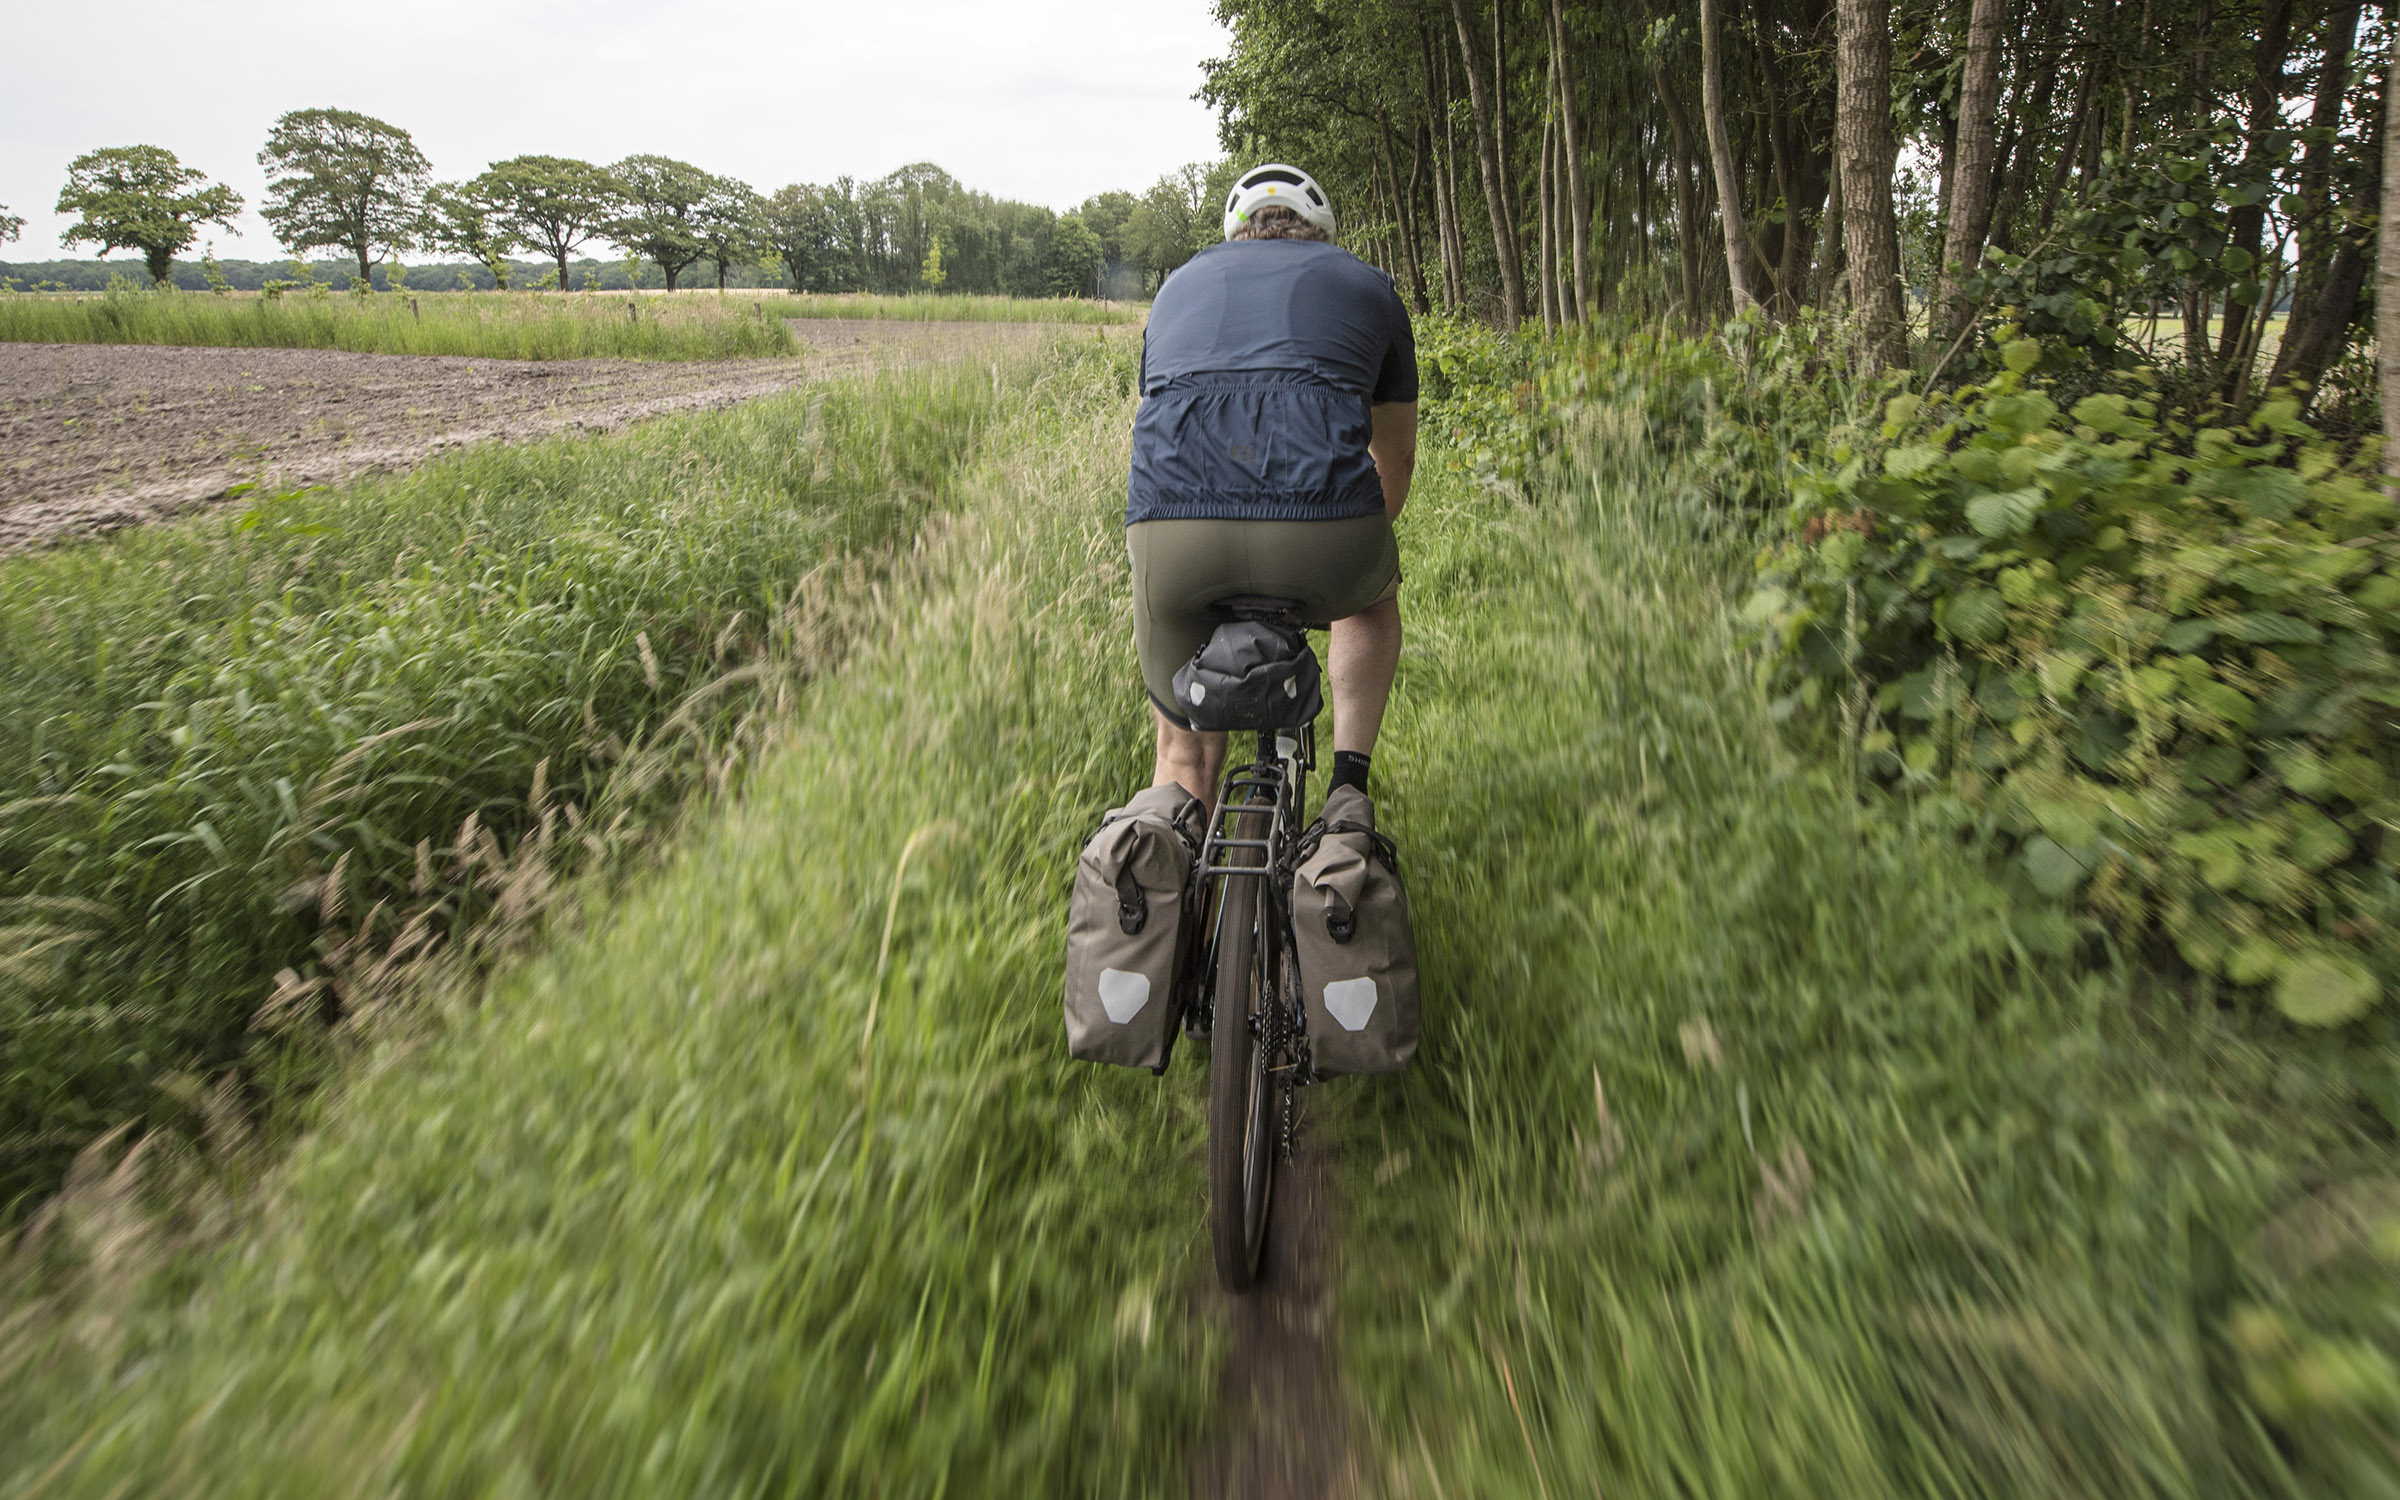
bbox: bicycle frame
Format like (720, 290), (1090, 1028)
(1195, 721), (1315, 1106)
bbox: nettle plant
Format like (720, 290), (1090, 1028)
(1749, 337), (2399, 1025)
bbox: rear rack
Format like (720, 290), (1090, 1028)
(1199, 764), (1284, 882)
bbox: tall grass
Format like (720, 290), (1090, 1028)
(1337, 405), (2393, 1496)
(780, 292), (1138, 324)
(0, 332), (1209, 1498)
(0, 287), (800, 360)
(0, 347), (1052, 1220)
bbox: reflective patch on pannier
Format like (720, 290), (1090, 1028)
(1322, 975), (1379, 1032)
(1292, 785), (1419, 1074)
(1064, 784), (1202, 1070)
(1098, 968), (1152, 1024)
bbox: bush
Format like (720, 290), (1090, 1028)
(1748, 335), (2399, 1025)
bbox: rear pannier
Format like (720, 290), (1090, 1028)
(1291, 785), (1419, 1075)
(1063, 783), (1203, 1070)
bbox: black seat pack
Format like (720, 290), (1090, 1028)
(1170, 620), (1323, 732)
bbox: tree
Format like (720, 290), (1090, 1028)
(1934, 0), (2007, 331)
(694, 179), (764, 292)
(258, 108), (431, 286)
(609, 155), (713, 292)
(2383, 21), (2399, 488)
(54, 145), (243, 286)
(1836, 0), (1907, 372)
(763, 184), (838, 291)
(1123, 164), (1214, 291)
(480, 156), (620, 293)
(422, 181), (517, 291)
(1698, 0), (1758, 311)
(1449, 0), (1526, 327)
(0, 204), (25, 244)
(1048, 212), (1104, 297)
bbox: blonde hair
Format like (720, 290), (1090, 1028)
(1229, 205), (1331, 243)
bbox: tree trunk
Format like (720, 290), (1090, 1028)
(2382, 23), (2400, 489)
(1657, 68), (1709, 328)
(1990, 17), (2061, 252)
(1548, 0), (1593, 320)
(355, 243), (372, 288)
(2038, 61), (2096, 234)
(557, 250), (572, 291)
(1814, 142), (1847, 307)
(1700, 0), (1760, 310)
(1836, 0), (1908, 371)
(1538, 112), (1559, 331)
(2274, 2), (2362, 383)
(1936, 0), (2008, 329)
(1381, 116), (1433, 313)
(1450, 0), (1527, 326)
(2216, 0), (2297, 377)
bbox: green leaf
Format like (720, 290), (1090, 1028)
(2273, 951), (2379, 1026)
(2001, 338), (2042, 374)
(2022, 835), (2089, 898)
(2221, 246), (2254, 274)
(1945, 587), (2009, 644)
(2161, 618), (2217, 652)
(1966, 488), (2041, 537)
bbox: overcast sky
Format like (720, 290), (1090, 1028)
(1, 0), (1230, 262)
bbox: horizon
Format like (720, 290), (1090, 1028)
(0, 0), (1229, 260)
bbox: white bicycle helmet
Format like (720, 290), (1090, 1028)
(1221, 163), (1337, 240)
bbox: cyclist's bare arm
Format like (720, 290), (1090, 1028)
(1370, 402), (1417, 521)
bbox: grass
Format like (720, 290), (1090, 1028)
(0, 344), (1054, 1222)
(1336, 402), (2398, 1496)
(779, 292), (1139, 325)
(0, 328), (1208, 1498)
(0, 287), (800, 360)
(4, 331), (2393, 1495)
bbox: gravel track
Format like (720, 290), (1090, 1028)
(0, 320), (1047, 552)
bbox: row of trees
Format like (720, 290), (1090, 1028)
(1204, 0), (2388, 407)
(2, 109), (1246, 299)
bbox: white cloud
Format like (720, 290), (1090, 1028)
(0, 0), (1229, 262)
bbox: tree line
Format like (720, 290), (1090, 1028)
(0, 109), (1260, 300)
(1204, 0), (2389, 418)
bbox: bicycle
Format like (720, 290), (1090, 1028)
(1174, 601), (1320, 1294)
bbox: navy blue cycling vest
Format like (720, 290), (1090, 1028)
(1127, 239), (1418, 525)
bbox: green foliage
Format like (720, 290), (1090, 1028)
(1964, 129), (2292, 370)
(0, 287), (800, 358)
(0, 351), (1037, 1221)
(0, 334), (1211, 1497)
(0, 203), (22, 244)
(257, 108), (431, 280)
(419, 179), (517, 290)
(1045, 212), (1103, 297)
(53, 145), (242, 286)
(608, 154), (719, 293)
(477, 154), (621, 289)
(1750, 340), (2398, 1025)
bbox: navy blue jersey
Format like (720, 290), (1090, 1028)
(1127, 239), (1417, 525)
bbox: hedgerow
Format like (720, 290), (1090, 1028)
(1747, 335), (2396, 1026)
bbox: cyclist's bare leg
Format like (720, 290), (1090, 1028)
(1153, 707), (1228, 810)
(1328, 591), (1401, 755)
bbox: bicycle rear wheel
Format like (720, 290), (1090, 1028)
(1207, 813), (1276, 1293)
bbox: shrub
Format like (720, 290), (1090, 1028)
(1748, 335), (2398, 1025)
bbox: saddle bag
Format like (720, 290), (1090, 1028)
(1063, 783), (1203, 1069)
(1291, 785), (1419, 1076)
(1171, 619), (1323, 732)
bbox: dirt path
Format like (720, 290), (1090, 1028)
(0, 320), (1048, 553)
(1190, 1131), (1360, 1498)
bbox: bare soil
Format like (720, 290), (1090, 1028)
(1189, 1131), (1360, 1499)
(0, 320), (1047, 552)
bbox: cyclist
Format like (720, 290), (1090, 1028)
(1127, 163), (1417, 809)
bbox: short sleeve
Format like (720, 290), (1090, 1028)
(1371, 285), (1418, 404)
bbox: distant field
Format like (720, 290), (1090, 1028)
(0, 289), (799, 360)
(0, 289), (1136, 360)
(780, 292), (1139, 324)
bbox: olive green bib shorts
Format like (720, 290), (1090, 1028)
(1127, 514), (1400, 728)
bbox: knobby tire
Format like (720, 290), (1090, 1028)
(1208, 819), (1275, 1293)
